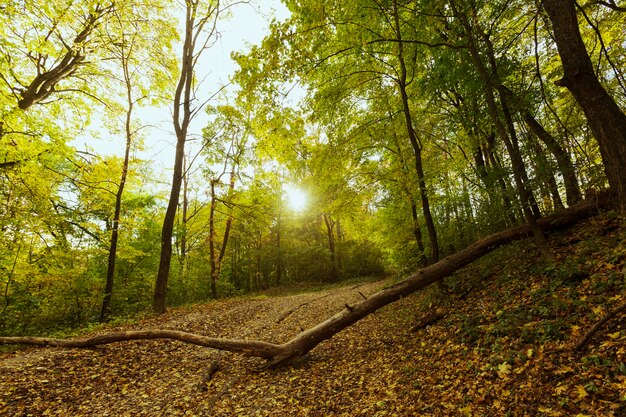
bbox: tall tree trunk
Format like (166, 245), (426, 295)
(543, 0), (626, 210)
(177, 156), (189, 287)
(526, 131), (565, 211)
(154, 1), (219, 313)
(498, 85), (582, 206)
(392, 0), (439, 263)
(484, 135), (522, 225)
(475, 142), (516, 226)
(482, 33), (542, 219)
(276, 212), (282, 286)
(390, 132), (428, 266)
(154, 4), (197, 314)
(336, 219), (344, 274)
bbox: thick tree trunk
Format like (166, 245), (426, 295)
(1, 194), (610, 366)
(543, 0), (626, 210)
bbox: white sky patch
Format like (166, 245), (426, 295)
(284, 184), (307, 212)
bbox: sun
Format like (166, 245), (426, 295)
(284, 185), (307, 211)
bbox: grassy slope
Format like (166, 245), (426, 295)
(1, 212), (625, 416)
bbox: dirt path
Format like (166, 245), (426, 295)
(0, 279), (391, 416)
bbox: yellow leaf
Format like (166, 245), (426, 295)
(571, 325), (580, 334)
(575, 385), (588, 399)
(608, 332), (621, 339)
(555, 366), (574, 375)
(526, 348), (534, 358)
(592, 306), (604, 316)
(555, 384), (567, 395)
(458, 405), (472, 415)
(496, 362), (511, 378)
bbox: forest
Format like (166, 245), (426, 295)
(1, 0), (626, 414)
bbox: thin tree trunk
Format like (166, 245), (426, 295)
(177, 156), (189, 287)
(543, 0), (626, 211)
(323, 213), (338, 282)
(100, 40), (135, 322)
(497, 84), (582, 206)
(523, 113), (581, 206)
(475, 142), (516, 226)
(390, 132), (428, 266)
(484, 136), (522, 225)
(154, 4), (196, 314)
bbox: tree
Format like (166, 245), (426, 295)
(203, 105), (250, 298)
(154, 0), (223, 314)
(100, 2), (176, 321)
(542, 0), (626, 210)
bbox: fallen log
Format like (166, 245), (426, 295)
(0, 194), (611, 367)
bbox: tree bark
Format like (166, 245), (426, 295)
(497, 85), (582, 207)
(543, 0), (626, 211)
(411, 201), (429, 268)
(1, 194), (610, 367)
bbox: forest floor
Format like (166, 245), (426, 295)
(1, 213), (626, 416)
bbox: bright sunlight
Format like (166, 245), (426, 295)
(284, 185), (307, 211)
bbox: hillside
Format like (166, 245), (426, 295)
(1, 212), (625, 416)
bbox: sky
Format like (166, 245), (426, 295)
(76, 0), (291, 187)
